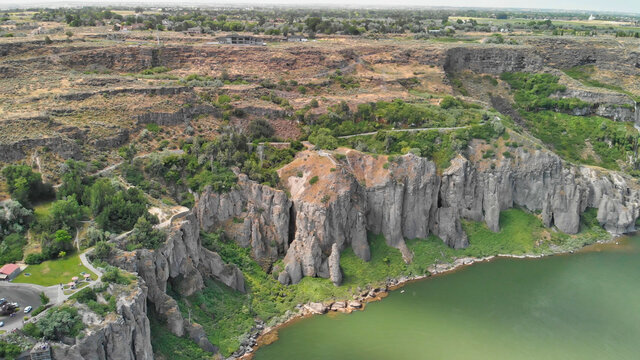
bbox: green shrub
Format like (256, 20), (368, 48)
(127, 216), (166, 250)
(102, 266), (131, 285)
(309, 128), (338, 149)
(22, 322), (42, 338)
(248, 119), (275, 140)
(309, 176), (319, 185)
(0, 233), (27, 265)
(1, 165), (54, 207)
(146, 123), (161, 133)
(25, 253), (46, 265)
(141, 66), (170, 75)
(37, 306), (84, 340)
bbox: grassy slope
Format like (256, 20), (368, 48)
(13, 252), (95, 286)
(171, 208), (609, 357)
(148, 309), (214, 360)
(500, 72), (638, 170)
(522, 110), (635, 170)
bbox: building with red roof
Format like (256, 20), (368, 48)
(0, 263), (21, 281)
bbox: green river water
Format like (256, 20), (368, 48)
(253, 236), (640, 360)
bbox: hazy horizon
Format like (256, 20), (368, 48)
(0, 0), (638, 15)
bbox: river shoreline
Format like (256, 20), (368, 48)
(235, 234), (626, 360)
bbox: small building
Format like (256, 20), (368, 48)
(287, 35), (308, 42)
(30, 342), (52, 360)
(216, 35), (266, 46)
(185, 26), (202, 35)
(0, 264), (21, 281)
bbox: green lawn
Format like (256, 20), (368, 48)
(13, 252), (95, 287)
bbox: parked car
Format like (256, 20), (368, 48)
(24, 306), (32, 313)
(0, 298), (5, 305)
(0, 321), (4, 327)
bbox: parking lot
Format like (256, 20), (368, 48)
(0, 283), (42, 332)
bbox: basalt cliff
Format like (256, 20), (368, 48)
(189, 142), (639, 287)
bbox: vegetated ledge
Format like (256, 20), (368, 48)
(241, 210), (615, 359)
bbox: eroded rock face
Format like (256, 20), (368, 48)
(268, 148), (640, 285)
(109, 211), (244, 350)
(196, 174), (291, 268)
(328, 243), (342, 286)
(554, 88), (637, 122)
(444, 46), (544, 75)
(52, 284), (153, 360)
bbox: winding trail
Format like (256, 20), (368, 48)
(53, 149), (185, 188)
(336, 126), (470, 139)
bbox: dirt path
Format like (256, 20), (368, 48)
(336, 126), (470, 139)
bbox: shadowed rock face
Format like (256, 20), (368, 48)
(52, 285), (153, 360)
(109, 211), (244, 353)
(192, 148), (640, 286)
(196, 174), (292, 269)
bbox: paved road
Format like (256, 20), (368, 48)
(79, 250), (103, 279)
(0, 248), (104, 332)
(0, 283), (45, 332)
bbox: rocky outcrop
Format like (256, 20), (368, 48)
(51, 284), (153, 360)
(135, 105), (221, 126)
(328, 243), (342, 286)
(109, 211), (244, 351)
(59, 86), (190, 101)
(0, 136), (81, 163)
(196, 174), (291, 268)
(93, 129), (129, 150)
(444, 46), (544, 75)
(267, 147), (640, 285)
(554, 88), (637, 122)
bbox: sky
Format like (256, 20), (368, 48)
(0, 0), (638, 15)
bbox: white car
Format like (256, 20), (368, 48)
(0, 321), (4, 327)
(24, 306), (32, 313)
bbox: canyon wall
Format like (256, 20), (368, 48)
(109, 211), (244, 352)
(51, 285), (153, 360)
(193, 147), (640, 286)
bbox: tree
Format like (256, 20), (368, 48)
(0, 200), (33, 236)
(1, 165), (54, 207)
(37, 306), (84, 340)
(118, 143), (137, 164)
(309, 128), (338, 150)
(40, 291), (50, 305)
(102, 266), (130, 285)
(48, 196), (85, 231)
(93, 187), (147, 233)
(0, 233), (27, 265)
(247, 119), (275, 140)
(128, 215), (166, 249)
(57, 160), (88, 201)
(305, 17), (322, 32)
(44, 35), (53, 44)
(85, 226), (110, 247)
(93, 241), (113, 260)
(0, 340), (22, 359)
